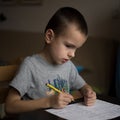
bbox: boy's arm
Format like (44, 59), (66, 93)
(5, 88), (74, 114)
(5, 88), (51, 114)
(79, 84), (96, 106)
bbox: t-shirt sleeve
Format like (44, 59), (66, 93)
(10, 58), (32, 97)
(69, 61), (86, 90)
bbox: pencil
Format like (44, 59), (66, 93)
(46, 83), (62, 93)
(46, 83), (74, 101)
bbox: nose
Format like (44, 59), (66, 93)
(68, 50), (75, 58)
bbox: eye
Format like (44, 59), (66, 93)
(65, 44), (71, 48)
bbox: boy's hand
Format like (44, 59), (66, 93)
(83, 88), (96, 106)
(49, 92), (74, 109)
(81, 84), (96, 106)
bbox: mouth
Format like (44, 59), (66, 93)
(62, 59), (69, 63)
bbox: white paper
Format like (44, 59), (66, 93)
(46, 99), (120, 120)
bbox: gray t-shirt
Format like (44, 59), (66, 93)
(10, 54), (86, 100)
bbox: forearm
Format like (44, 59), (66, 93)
(5, 97), (51, 114)
(5, 88), (52, 114)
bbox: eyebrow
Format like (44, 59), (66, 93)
(65, 42), (77, 48)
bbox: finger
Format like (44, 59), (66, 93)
(84, 100), (95, 106)
(84, 96), (96, 106)
(62, 93), (74, 102)
(86, 98), (96, 105)
(86, 101), (96, 106)
(61, 95), (73, 103)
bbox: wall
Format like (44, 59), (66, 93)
(0, 0), (120, 39)
(0, 30), (44, 62)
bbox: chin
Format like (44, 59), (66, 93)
(53, 60), (65, 65)
(55, 61), (63, 65)
(56, 62), (62, 65)
(52, 61), (61, 65)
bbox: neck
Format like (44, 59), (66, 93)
(39, 46), (53, 65)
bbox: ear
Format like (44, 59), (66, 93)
(45, 29), (55, 44)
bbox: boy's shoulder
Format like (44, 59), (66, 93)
(23, 54), (39, 62)
(21, 54), (40, 66)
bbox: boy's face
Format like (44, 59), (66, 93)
(45, 25), (87, 65)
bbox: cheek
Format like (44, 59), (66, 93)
(50, 42), (66, 58)
(50, 45), (61, 56)
(54, 46), (66, 58)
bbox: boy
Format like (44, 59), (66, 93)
(5, 7), (96, 114)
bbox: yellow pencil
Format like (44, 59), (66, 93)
(46, 83), (62, 93)
(46, 83), (74, 101)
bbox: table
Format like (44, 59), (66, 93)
(5, 95), (120, 120)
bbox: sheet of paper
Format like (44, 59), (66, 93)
(46, 99), (120, 120)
